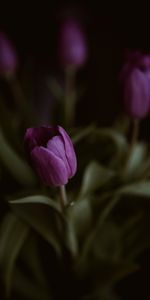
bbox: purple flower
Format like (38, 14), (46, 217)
(24, 126), (77, 187)
(120, 50), (150, 82)
(59, 19), (87, 68)
(123, 68), (150, 118)
(120, 51), (150, 119)
(0, 32), (18, 76)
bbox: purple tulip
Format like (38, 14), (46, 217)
(123, 68), (150, 118)
(120, 51), (150, 119)
(59, 19), (87, 68)
(24, 126), (77, 187)
(120, 50), (150, 82)
(0, 32), (18, 76)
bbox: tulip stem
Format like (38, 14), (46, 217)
(131, 118), (139, 148)
(59, 185), (68, 212)
(64, 67), (76, 128)
(123, 118), (139, 175)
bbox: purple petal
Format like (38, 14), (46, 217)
(47, 136), (71, 176)
(58, 126), (77, 178)
(124, 69), (150, 118)
(59, 19), (87, 67)
(138, 55), (150, 70)
(24, 126), (57, 152)
(31, 146), (68, 186)
(0, 32), (18, 74)
(120, 51), (150, 82)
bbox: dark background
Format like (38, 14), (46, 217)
(1, 1), (150, 126)
(1, 1), (150, 298)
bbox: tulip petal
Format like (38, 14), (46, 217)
(124, 69), (150, 118)
(24, 126), (57, 152)
(30, 146), (68, 186)
(47, 136), (71, 176)
(59, 20), (87, 67)
(58, 126), (77, 177)
(0, 32), (18, 74)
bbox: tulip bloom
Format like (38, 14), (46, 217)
(120, 50), (150, 82)
(24, 126), (77, 187)
(120, 51), (150, 119)
(0, 32), (18, 76)
(123, 68), (150, 118)
(59, 19), (87, 68)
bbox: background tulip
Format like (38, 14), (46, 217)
(0, 32), (18, 76)
(120, 51), (150, 119)
(123, 68), (150, 118)
(59, 19), (87, 68)
(24, 126), (77, 187)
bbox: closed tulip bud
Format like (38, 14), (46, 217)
(120, 51), (150, 119)
(24, 126), (77, 187)
(59, 19), (87, 68)
(120, 51), (150, 82)
(123, 69), (150, 118)
(138, 55), (150, 70)
(0, 32), (18, 76)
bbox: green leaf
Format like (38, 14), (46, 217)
(81, 161), (114, 196)
(76, 194), (123, 273)
(71, 125), (96, 144)
(94, 128), (128, 159)
(105, 260), (139, 285)
(135, 156), (150, 179)
(48, 77), (64, 100)
(9, 195), (61, 213)
(113, 114), (130, 134)
(77, 218), (122, 273)
(65, 219), (78, 257)
(0, 97), (16, 136)
(14, 268), (51, 300)
(0, 130), (36, 186)
(0, 213), (29, 296)
(9, 196), (63, 256)
(97, 195), (121, 226)
(92, 221), (122, 261)
(82, 288), (120, 300)
(69, 197), (92, 238)
(118, 181), (150, 198)
(124, 143), (147, 177)
(21, 234), (48, 287)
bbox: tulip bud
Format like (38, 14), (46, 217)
(24, 126), (77, 187)
(123, 68), (150, 118)
(0, 32), (18, 76)
(120, 51), (150, 119)
(138, 55), (150, 70)
(59, 19), (87, 68)
(120, 51), (150, 82)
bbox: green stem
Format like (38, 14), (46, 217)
(130, 118), (139, 150)
(64, 67), (76, 128)
(59, 185), (68, 212)
(123, 118), (140, 175)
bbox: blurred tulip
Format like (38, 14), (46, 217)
(120, 51), (150, 119)
(123, 68), (150, 118)
(24, 126), (77, 186)
(0, 32), (18, 76)
(59, 19), (87, 68)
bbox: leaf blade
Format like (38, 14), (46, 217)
(0, 213), (29, 296)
